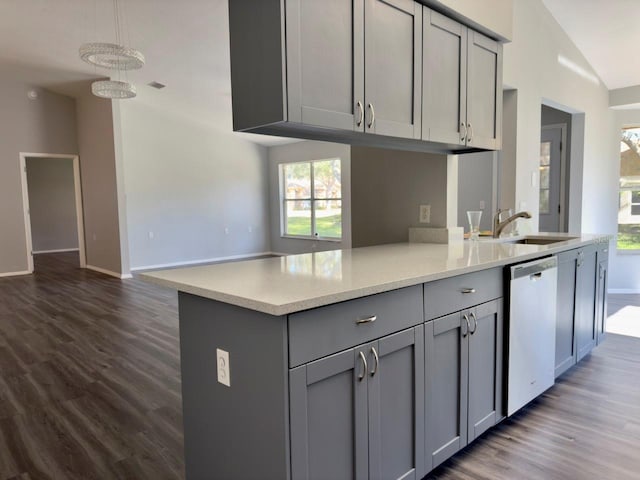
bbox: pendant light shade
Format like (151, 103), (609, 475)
(91, 80), (137, 99)
(79, 42), (145, 70)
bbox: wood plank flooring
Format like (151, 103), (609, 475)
(1, 253), (639, 479)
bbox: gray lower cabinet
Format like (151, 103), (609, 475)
(555, 249), (579, 377)
(422, 7), (502, 149)
(290, 326), (425, 480)
(555, 245), (602, 377)
(424, 299), (503, 471)
(595, 244), (609, 345)
(575, 246), (598, 361)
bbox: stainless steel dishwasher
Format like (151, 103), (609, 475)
(507, 256), (558, 416)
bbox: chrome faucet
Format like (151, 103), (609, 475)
(493, 209), (532, 238)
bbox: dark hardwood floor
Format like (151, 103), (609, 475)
(1, 253), (639, 479)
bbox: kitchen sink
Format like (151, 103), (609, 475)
(500, 235), (578, 245)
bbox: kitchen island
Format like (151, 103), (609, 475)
(141, 233), (610, 480)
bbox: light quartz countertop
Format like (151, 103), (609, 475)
(140, 233), (611, 316)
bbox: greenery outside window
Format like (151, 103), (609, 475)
(618, 127), (640, 250)
(280, 159), (342, 240)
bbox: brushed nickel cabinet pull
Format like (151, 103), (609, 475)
(461, 122), (467, 142)
(370, 347), (379, 376)
(356, 315), (377, 325)
(467, 123), (473, 143)
(356, 101), (364, 127)
(461, 288), (476, 294)
(462, 314), (470, 338)
(469, 311), (478, 334)
(367, 103), (375, 129)
(358, 351), (367, 381)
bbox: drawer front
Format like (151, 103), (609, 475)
(424, 268), (503, 321)
(288, 285), (423, 367)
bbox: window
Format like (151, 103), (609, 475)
(280, 159), (342, 240)
(539, 141), (551, 214)
(618, 127), (640, 250)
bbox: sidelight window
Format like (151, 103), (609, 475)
(618, 127), (640, 250)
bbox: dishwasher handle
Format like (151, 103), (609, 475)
(510, 257), (557, 280)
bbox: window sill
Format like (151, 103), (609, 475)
(616, 249), (640, 255)
(281, 234), (342, 243)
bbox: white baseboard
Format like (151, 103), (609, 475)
(608, 288), (640, 294)
(130, 251), (276, 272)
(86, 264), (131, 280)
(0, 270), (31, 278)
(33, 248), (79, 254)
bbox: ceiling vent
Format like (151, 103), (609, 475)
(148, 81), (166, 89)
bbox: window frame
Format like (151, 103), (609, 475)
(617, 126), (640, 253)
(279, 158), (343, 242)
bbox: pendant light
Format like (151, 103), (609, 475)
(79, 0), (144, 99)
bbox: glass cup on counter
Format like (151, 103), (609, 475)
(467, 210), (482, 241)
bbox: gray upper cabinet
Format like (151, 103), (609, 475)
(425, 299), (503, 471)
(286, 0), (365, 131)
(290, 326), (425, 480)
(422, 8), (502, 149)
(229, 0), (502, 153)
(364, 0), (422, 139)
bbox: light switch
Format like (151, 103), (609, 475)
(216, 348), (230, 387)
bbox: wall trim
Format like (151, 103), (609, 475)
(86, 264), (131, 280)
(33, 248), (80, 254)
(608, 288), (640, 294)
(0, 270), (31, 278)
(130, 251), (276, 272)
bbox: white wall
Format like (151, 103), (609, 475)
(268, 141), (352, 255)
(118, 99), (271, 270)
(609, 109), (640, 292)
(0, 78), (78, 275)
(503, 0), (618, 241)
(25, 157), (78, 252)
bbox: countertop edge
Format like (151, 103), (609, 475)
(140, 235), (611, 316)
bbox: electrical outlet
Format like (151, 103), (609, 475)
(148, 231), (154, 240)
(531, 171), (537, 187)
(479, 200), (486, 210)
(248, 225), (253, 233)
(419, 205), (431, 223)
(216, 348), (230, 387)
(224, 227), (230, 235)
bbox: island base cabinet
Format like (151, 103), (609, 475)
(290, 326), (425, 480)
(576, 247), (598, 361)
(595, 245), (609, 345)
(554, 249), (579, 378)
(425, 299), (503, 471)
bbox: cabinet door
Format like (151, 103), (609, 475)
(290, 347), (369, 480)
(466, 30), (502, 150)
(422, 8), (467, 145)
(368, 326), (425, 480)
(286, 0), (365, 131)
(364, 0), (422, 139)
(596, 259), (608, 345)
(575, 249), (598, 361)
(467, 300), (503, 442)
(425, 312), (469, 471)
(555, 251), (578, 377)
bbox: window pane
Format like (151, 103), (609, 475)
(539, 142), (551, 166)
(283, 163), (311, 200)
(539, 166), (550, 189)
(619, 127), (640, 249)
(313, 159), (341, 199)
(285, 200), (311, 236)
(539, 189), (549, 214)
(314, 200), (342, 238)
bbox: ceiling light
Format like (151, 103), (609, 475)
(79, 42), (145, 70)
(91, 80), (136, 99)
(79, 0), (143, 100)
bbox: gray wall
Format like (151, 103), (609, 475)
(269, 141), (352, 255)
(351, 146), (448, 248)
(457, 151), (496, 233)
(541, 104), (572, 232)
(76, 89), (124, 275)
(118, 98), (271, 270)
(499, 89), (517, 212)
(0, 78), (78, 274)
(26, 157), (78, 252)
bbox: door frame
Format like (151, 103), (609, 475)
(19, 152), (86, 272)
(541, 124), (567, 232)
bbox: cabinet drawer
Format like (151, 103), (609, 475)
(288, 285), (422, 367)
(424, 268), (503, 320)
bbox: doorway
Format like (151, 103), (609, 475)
(19, 153), (86, 272)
